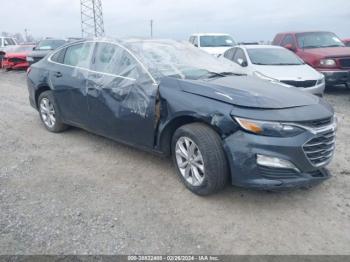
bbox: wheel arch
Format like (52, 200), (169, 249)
(157, 114), (223, 156)
(35, 85), (51, 109)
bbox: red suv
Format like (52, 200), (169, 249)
(273, 31), (350, 87)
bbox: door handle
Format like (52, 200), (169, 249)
(54, 72), (62, 78)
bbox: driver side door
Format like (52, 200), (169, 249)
(86, 42), (158, 149)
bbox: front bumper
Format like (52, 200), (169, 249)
(2, 60), (29, 70)
(319, 70), (350, 86)
(223, 128), (334, 190)
(300, 82), (325, 96)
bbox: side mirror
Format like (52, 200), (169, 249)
(237, 58), (248, 67)
(284, 44), (296, 52)
(194, 43), (198, 47)
(33, 47), (36, 50)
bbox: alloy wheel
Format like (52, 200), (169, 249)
(40, 98), (56, 128)
(175, 136), (205, 186)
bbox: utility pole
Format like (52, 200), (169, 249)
(80, 0), (105, 38)
(24, 28), (28, 42)
(150, 19), (153, 38)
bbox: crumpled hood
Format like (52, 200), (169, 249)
(304, 47), (350, 58)
(178, 75), (319, 109)
(4, 52), (28, 58)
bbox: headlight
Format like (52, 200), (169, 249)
(26, 56), (34, 62)
(234, 117), (305, 137)
(253, 71), (291, 87)
(253, 71), (278, 82)
(316, 76), (325, 85)
(319, 59), (336, 67)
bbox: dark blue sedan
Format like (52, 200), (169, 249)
(26, 39), (336, 195)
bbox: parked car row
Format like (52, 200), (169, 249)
(0, 38), (76, 70)
(27, 38), (337, 195)
(188, 31), (350, 91)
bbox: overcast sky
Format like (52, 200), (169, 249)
(1, 0), (350, 41)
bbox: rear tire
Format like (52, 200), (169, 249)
(38, 91), (68, 133)
(171, 123), (228, 196)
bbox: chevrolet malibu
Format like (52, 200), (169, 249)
(26, 39), (337, 195)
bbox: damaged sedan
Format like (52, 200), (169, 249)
(26, 39), (337, 195)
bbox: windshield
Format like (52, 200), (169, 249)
(128, 40), (243, 80)
(247, 48), (304, 65)
(296, 32), (345, 49)
(200, 35), (235, 47)
(37, 40), (66, 50)
(4, 38), (16, 46)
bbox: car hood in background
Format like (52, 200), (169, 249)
(28, 50), (52, 58)
(253, 64), (322, 81)
(200, 46), (233, 55)
(4, 52), (29, 58)
(178, 75), (319, 109)
(304, 47), (350, 58)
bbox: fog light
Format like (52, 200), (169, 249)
(257, 154), (300, 172)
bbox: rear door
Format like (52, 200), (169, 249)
(86, 42), (158, 148)
(49, 42), (95, 127)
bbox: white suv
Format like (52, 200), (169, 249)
(189, 33), (236, 56)
(0, 37), (17, 48)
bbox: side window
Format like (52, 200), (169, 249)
(193, 36), (199, 47)
(189, 36), (194, 44)
(224, 48), (236, 60)
(232, 48), (247, 65)
(63, 42), (94, 68)
(51, 48), (66, 63)
(93, 42), (140, 79)
(281, 35), (295, 47)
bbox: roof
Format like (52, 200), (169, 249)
(190, 33), (232, 37)
(276, 31), (334, 35)
(237, 44), (284, 50)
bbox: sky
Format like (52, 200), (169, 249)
(1, 0), (350, 42)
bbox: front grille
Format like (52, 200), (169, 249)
(300, 117), (333, 128)
(258, 166), (299, 179)
(303, 129), (336, 166)
(339, 58), (350, 68)
(8, 57), (26, 63)
(280, 80), (317, 88)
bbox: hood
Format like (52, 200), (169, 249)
(303, 47), (350, 58)
(4, 52), (29, 58)
(254, 64), (322, 81)
(200, 46), (232, 55)
(28, 50), (52, 58)
(178, 75), (319, 109)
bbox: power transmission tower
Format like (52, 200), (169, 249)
(80, 0), (105, 38)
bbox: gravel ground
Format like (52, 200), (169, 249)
(0, 70), (350, 255)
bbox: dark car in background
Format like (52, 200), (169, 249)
(2, 45), (35, 70)
(273, 31), (350, 87)
(27, 39), (336, 195)
(26, 39), (67, 65)
(343, 39), (350, 47)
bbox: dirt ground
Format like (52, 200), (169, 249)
(0, 70), (350, 255)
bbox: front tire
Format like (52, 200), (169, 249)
(38, 91), (67, 133)
(171, 123), (228, 195)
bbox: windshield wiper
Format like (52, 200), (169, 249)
(321, 45), (344, 48)
(206, 71), (245, 78)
